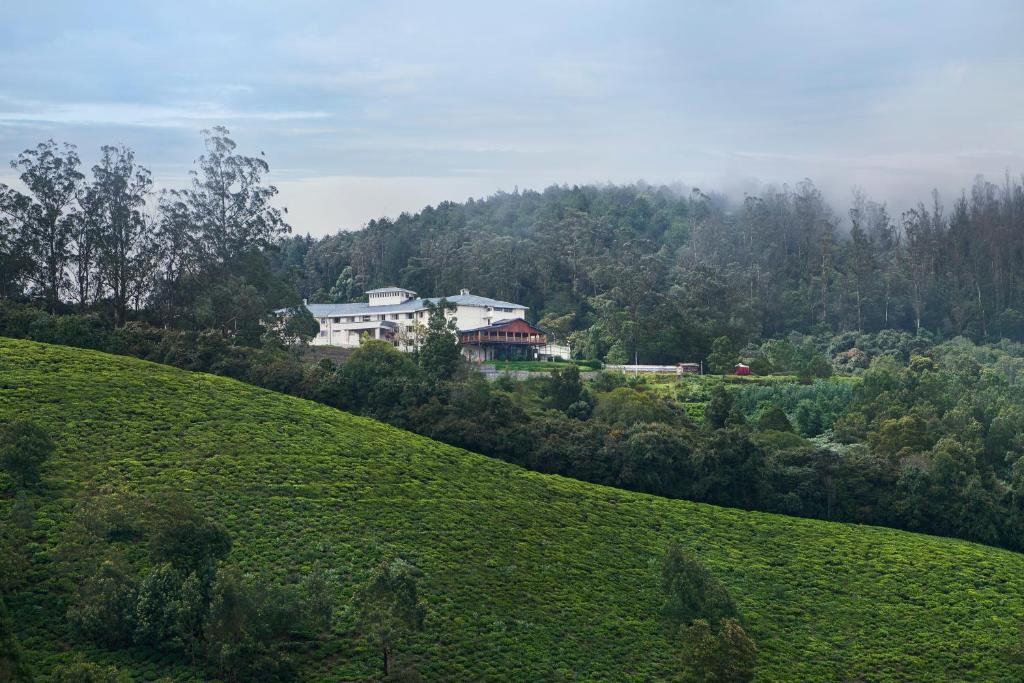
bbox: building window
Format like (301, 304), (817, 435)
(332, 317), (340, 323)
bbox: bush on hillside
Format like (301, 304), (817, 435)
(661, 544), (737, 629)
(684, 618), (757, 683)
(0, 419), (54, 488)
(756, 405), (793, 432)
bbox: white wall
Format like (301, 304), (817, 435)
(368, 291), (415, 306)
(310, 304), (526, 348)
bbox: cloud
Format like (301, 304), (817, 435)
(0, 99), (331, 128)
(0, 1), (1022, 235)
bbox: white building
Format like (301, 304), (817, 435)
(304, 287), (529, 350)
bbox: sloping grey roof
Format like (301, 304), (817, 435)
(304, 301), (418, 316)
(297, 294), (527, 317)
(441, 294), (526, 309)
(365, 286), (417, 295)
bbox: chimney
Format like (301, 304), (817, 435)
(302, 298), (308, 306)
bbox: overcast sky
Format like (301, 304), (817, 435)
(1, 1), (1022, 235)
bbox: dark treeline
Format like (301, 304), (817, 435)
(276, 178), (1024, 362)
(0, 128), (293, 343)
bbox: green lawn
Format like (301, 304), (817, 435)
(2, 338), (1023, 681)
(485, 359), (584, 372)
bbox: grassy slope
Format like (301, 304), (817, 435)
(1, 338), (1023, 682)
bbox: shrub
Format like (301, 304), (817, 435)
(544, 365), (584, 412)
(148, 496), (232, 576)
(707, 336), (738, 375)
(684, 618), (757, 683)
(756, 405), (792, 432)
(51, 657), (131, 683)
(0, 596), (33, 682)
(594, 387), (680, 427)
(304, 563), (336, 634)
(703, 385), (733, 430)
(661, 544), (737, 629)
(68, 558), (138, 647)
(0, 419), (54, 487)
(9, 490), (35, 529)
(134, 563), (184, 645)
(793, 400), (824, 437)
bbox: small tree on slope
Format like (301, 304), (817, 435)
(356, 556), (427, 678)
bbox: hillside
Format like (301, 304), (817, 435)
(2, 338), (1024, 681)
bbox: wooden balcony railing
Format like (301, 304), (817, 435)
(458, 330), (547, 345)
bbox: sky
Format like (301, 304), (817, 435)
(1, 0), (1022, 236)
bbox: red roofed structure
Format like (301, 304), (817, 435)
(458, 318), (549, 361)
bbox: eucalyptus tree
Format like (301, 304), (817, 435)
(0, 140), (84, 310)
(85, 145), (156, 326)
(174, 126), (290, 268)
(155, 127), (291, 331)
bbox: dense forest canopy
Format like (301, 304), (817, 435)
(273, 176), (1024, 363)
(3, 130), (1023, 364)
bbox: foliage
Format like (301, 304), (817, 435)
(0, 140), (84, 310)
(756, 405), (792, 432)
(0, 418), (54, 487)
(356, 556), (427, 678)
(2, 299), (1023, 554)
(147, 495), (232, 576)
(593, 386), (682, 427)
(274, 305), (320, 344)
(134, 562), (184, 645)
(684, 618), (757, 683)
(275, 177), (1024, 367)
(703, 385), (736, 430)
(51, 657), (131, 683)
(731, 379), (854, 435)
(0, 595), (33, 682)
(67, 558), (138, 647)
(707, 336), (738, 375)
(84, 145), (157, 326)
(304, 562), (336, 634)
(327, 339), (424, 418)
(0, 131), (297, 334)
(543, 364), (586, 412)
(661, 543), (737, 629)
(417, 298), (461, 381)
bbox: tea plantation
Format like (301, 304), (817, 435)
(2, 337), (1023, 681)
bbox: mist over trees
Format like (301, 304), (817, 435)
(2, 127), (1023, 367)
(276, 177), (1024, 363)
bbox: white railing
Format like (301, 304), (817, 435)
(604, 364), (685, 374)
